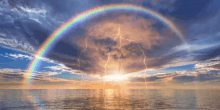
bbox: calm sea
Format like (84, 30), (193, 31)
(0, 89), (219, 110)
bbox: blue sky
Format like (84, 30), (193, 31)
(0, 0), (220, 89)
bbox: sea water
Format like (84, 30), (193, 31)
(0, 89), (219, 110)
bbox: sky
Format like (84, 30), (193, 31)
(0, 0), (220, 89)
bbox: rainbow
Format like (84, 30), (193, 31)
(26, 4), (185, 84)
(27, 94), (46, 110)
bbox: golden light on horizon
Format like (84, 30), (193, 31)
(103, 71), (129, 82)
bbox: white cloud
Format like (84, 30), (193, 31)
(37, 71), (61, 77)
(0, 52), (58, 65)
(29, 18), (42, 24)
(34, 55), (57, 64)
(0, 68), (60, 77)
(1, 53), (33, 60)
(45, 64), (68, 71)
(0, 68), (25, 73)
(156, 72), (167, 75)
(172, 43), (220, 53)
(17, 5), (47, 18)
(45, 64), (80, 74)
(195, 57), (220, 70)
(0, 38), (36, 52)
(8, 53), (33, 60)
(0, 33), (6, 37)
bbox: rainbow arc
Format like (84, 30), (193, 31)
(26, 4), (185, 85)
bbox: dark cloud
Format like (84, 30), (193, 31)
(14, 20), (51, 46)
(128, 69), (220, 84)
(1, 0), (220, 80)
(47, 12), (188, 76)
(195, 57), (220, 71)
(194, 46), (220, 61)
(6, 0), (34, 8)
(123, 42), (144, 58)
(26, 12), (184, 76)
(208, 63), (220, 70)
(93, 37), (117, 47)
(145, 51), (188, 69)
(173, 73), (220, 83)
(1, 73), (24, 81)
(0, 69), (25, 83)
(0, 0), (181, 52)
(172, 75), (195, 83)
(129, 76), (162, 82)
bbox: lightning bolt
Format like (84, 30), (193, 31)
(103, 25), (148, 88)
(78, 25), (148, 90)
(104, 25), (124, 76)
(118, 25), (123, 73)
(76, 24), (149, 110)
(78, 32), (93, 89)
(121, 38), (148, 87)
(103, 31), (120, 89)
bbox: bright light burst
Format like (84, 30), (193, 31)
(103, 72), (129, 82)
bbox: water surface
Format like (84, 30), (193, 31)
(0, 89), (220, 110)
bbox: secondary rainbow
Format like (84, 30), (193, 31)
(26, 4), (185, 84)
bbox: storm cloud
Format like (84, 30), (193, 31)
(1, 0), (220, 81)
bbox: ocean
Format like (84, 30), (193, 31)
(0, 89), (219, 110)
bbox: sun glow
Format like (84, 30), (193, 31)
(103, 73), (128, 82)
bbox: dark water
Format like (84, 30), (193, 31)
(0, 89), (220, 110)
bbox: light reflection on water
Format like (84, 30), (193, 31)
(0, 89), (220, 110)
